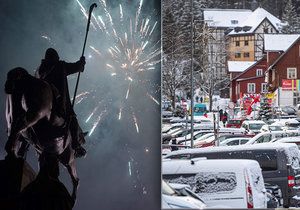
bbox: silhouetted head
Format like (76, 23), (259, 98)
(44, 48), (59, 63)
(5, 67), (29, 94)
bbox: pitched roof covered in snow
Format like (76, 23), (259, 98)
(264, 34), (300, 51)
(227, 61), (256, 73)
(228, 7), (282, 35)
(203, 9), (252, 28)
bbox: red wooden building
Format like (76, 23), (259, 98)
(265, 34), (300, 106)
(230, 58), (268, 102)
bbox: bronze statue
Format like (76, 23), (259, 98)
(4, 67), (79, 202)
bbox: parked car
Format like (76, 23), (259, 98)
(271, 136), (300, 149)
(245, 131), (300, 145)
(260, 125), (283, 132)
(281, 106), (297, 116)
(241, 120), (267, 134)
(163, 159), (267, 208)
(219, 137), (251, 146)
(266, 192), (280, 208)
(271, 119), (300, 130)
(176, 128), (247, 145)
(194, 133), (252, 148)
(226, 119), (244, 128)
(162, 180), (206, 209)
(265, 183), (283, 207)
(164, 143), (300, 207)
(162, 110), (173, 118)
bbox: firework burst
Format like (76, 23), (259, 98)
(75, 0), (160, 137)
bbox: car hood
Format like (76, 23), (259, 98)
(162, 194), (206, 209)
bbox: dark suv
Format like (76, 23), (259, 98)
(164, 143), (300, 207)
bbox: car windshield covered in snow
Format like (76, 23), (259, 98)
(164, 172), (237, 194)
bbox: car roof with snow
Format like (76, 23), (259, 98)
(164, 143), (298, 158)
(243, 120), (266, 124)
(276, 137), (300, 143)
(163, 158), (261, 174)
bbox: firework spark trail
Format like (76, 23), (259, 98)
(125, 83), (131, 99)
(135, 0), (144, 32)
(99, 0), (107, 8)
(76, 97), (85, 105)
(76, 91), (90, 99)
(149, 21), (157, 36)
(106, 64), (114, 70)
(92, 13), (102, 31)
(90, 46), (102, 56)
(85, 105), (99, 123)
(41, 35), (51, 41)
(132, 111), (139, 133)
(119, 4), (123, 21)
(76, 0), (97, 30)
(146, 93), (160, 105)
(118, 107), (122, 120)
(89, 109), (106, 136)
(128, 161), (132, 176)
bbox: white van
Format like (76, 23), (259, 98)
(162, 159), (267, 208)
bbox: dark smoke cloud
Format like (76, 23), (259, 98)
(0, 0), (161, 209)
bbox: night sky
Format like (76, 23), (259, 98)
(0, 0), (161, 210)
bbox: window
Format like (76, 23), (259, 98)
(227, 140), (239, 146)
(244, 40), (249, 46)
(235, 52), (241, 58)
(244, 52), (250, 58)
(261, 83), (268, 93)
(163, 172), (237, 194)
(235, 41), (240, 46)
(231, 20), (238, 24)
(247, 83), (255, 93)
(287, 68), (297, 79)
(256, 69), (263, 76)
(263, 27), (268, 33)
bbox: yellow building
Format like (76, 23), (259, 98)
(227, 8), (281, 61)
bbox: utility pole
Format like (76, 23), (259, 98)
(190, 0), (195, 148)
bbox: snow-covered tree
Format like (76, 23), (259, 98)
(259, 96), (272, 120)
(281, 0), (300, 33)
(162, 0), (213, 108)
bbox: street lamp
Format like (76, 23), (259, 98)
(190, 0), (195, 148)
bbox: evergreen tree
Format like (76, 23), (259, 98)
(281, 0), (300, 33)
(259, 96), (272, 121)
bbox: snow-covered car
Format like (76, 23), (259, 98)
(176, 128), (246, 145)
(164, 143), (300, 207)
(162, 180), (206, 209)
(241, 120), (267, 134)
(194, 133), (251, 148)
(219, 137), (251, 146)
(271, 119), (300, 130)
(162, 110), (173, 118)
(163, 158), (267, 208)
(270, 136), (300, 149)
(260, 125), (283, 132)
(245, 131), (300, 145)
